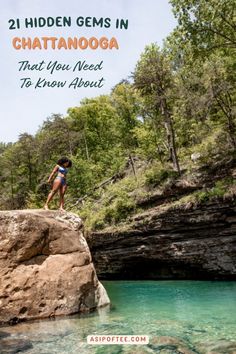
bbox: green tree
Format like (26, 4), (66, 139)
(133, 44), (181, 173)
(111, 82), (141, 175)
(170, 0), (236, 53)
(174, 54), (236, 150)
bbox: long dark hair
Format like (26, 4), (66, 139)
(57, 157), (72, 167)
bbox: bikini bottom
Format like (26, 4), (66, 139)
(55, 176), (67, 186)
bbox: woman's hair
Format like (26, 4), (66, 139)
(57, 157), (72, 167)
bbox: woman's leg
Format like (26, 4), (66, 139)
(59, 184), (67, 210)
(44, 179), (61, 209)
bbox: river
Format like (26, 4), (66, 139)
(1, 280), (236, 353)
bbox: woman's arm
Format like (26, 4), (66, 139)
(47, 165), (59, 183)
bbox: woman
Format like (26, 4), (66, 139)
(44, 157), (72, 211)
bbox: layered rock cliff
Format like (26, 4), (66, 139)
(0, 210), (110, 325)
(87, 200), (236, 280)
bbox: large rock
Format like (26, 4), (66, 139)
(0, 210), (110, 325)
(88, 201), (236, 279)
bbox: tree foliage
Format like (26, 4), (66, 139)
(170, 0), (236, 52)
(0, 1), (235, 216)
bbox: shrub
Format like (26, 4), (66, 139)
(145, 167), (179, 187)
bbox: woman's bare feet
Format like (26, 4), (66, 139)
(43, 205), (49, 210)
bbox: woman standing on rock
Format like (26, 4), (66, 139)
(44, 157), (72, 211)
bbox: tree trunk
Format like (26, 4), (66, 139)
(83, 131), (89, 160)
(216, 94), (236, 149)
(129, 154), (137, 179)
(28, 153), (32, 189)
(66, 127), (73, 156)
(226, 113), (236, 149)
(10, 170), (14, 209)
(160, 98), (181, 174)
(212, 86), (236, 150)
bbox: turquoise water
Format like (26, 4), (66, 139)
(1, 281), (236, 353)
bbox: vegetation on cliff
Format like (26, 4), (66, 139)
(0, 0), (235, 231)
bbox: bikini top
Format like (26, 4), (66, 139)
(58, 165), (68, 176)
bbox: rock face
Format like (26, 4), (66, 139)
(88, 201), (236, 280)
(0, 210), (110, 325)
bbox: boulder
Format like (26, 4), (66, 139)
(150, 336), (196, 354)
(0, 210), (110, 324)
